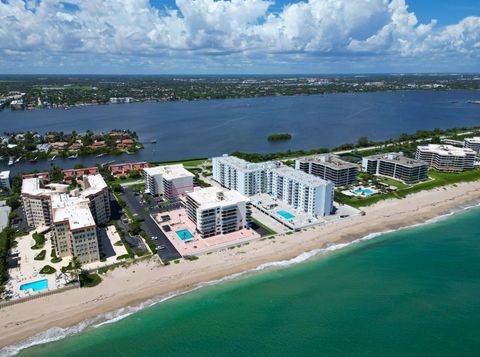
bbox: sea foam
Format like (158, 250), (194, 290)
(2, 201), (480, 357)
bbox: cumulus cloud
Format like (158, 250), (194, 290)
(0, 0), (478, 72)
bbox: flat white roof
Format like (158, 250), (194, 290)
(213, 155), (277, 172)
(144, 164), (194, 180)
(188, 187), (249, 210)
(417, 144), (476, 157)
(273, 166), (329, 187)
(51, 194), (95, 230)
(82, 174), (108, 196)
(0, 170), (9, 180)
(464, 137), (480, 144)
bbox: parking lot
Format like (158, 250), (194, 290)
(119, 188), (181, 261)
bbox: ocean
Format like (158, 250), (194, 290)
(9, 204), (480, 356)
(1, 90), (480, 174)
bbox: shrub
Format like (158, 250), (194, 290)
(116, 254), (130, 260)
(34, 250), (46, 260)
(114, 240), (124, 246)
(51, 257), (62, 263)
(40, 265), (56, 274)
(80, 272), (102, 288)
(31, 232), (46, 250)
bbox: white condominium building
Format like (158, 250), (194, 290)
(362, 152), (428, 184)
(21, 174), (111, 263)
(0, 170), (10, 190)
(186, 187), (252, 238)
(295, 154), (358, 187)
(78, 174), (111, 225)
(464, 137), (480, 154)
(144, 164), (194, 200)
(212, 155), (277, 196)
(269, 166), (334, 216)
(415, 144), (476, 172)
(212, 155), (334, 216)
(51, 194), (100, 264)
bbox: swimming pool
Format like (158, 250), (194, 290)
(176, 229), (193, 240)
(277, 210), (295, 219)
(353, 188), (375, 196)
(20, 279), (48, 292)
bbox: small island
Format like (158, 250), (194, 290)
(267, 133), (292, 142)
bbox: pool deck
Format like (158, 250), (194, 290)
(153, 208), (260, 256)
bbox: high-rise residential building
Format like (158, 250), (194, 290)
(269, 166), (334, 216)
(295, 154), (358, 187)
(212, 155), (334, 216)
(21, 174), (111, 263)
(212, 155), (277, 196)
(415, 144), (476, 172)
(51, 194), (100, 263)
(362, 152), (429, 184)
(463, 137), (480, 154)
(144, 164), (195, 200)
(185, 187), (252, 238)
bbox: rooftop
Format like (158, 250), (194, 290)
(464, 137), (480, 144)
(21, 177), (69, 196)
(417, 144), (476, 157)
(365, 152), (427, 167)
(81, 174), (108, 196)
(297, 154), (358, 170)
(214, 154), (277, 172)
(273, 165), (330, 187)
(51, 194), (95, 230)
(188, 187), (249, 209)
(144, 164), (194, 180)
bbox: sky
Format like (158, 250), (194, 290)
(0, 0), (479, 74)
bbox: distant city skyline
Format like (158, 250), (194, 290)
(0, 0), (479, 74)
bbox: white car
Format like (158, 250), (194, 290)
(151, 236), (158, 240)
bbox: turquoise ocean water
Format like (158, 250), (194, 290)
(11, 206), (480, 356)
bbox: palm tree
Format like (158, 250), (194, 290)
(69, 256), (83, 283)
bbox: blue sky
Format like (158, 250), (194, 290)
(0, 0), (479, 74)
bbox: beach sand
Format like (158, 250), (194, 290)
(2, 181), (480, 351)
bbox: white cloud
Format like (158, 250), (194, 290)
(0, 0), (478, 72)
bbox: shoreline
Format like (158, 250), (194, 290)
(2, 181), (480, 354)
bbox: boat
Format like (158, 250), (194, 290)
(15, 156), (22, 163)
(29, 157), (38, 163)
(467, 100), (480, 105)
(151, 139), (157, 144)
(49, 155), (56, 161)
(125, 151), (134, 155)
(68, 153), (78, 159)
(8, 157), (14, 166)
(95, 153), (106, 158)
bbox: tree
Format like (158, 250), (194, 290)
(128, 170), (141, 179)
(49, 166), (63, 183)
(357, 136), (370, 147)
(70, 256), (83, 282)
(73, 163), (85, 169)
(431, 135), (441, 144)
(6, 194), (20, 210)
(129, 220), (141, 235)
(111, 183), (123, 192)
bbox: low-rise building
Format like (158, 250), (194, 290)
(186, 187), (252, 238)
(0, 170), (10, 190)
(109, 161), (149, 177)
(415, 144), (476, 172)
(295, 154), (358, 187)
(362, 152), (428, 184)
(51, 142), (69, 151)
(463, 137), (480, 154)
(144, 164), (194, 200)
(36, 143), (51, 153)
(63, 167), (99, 182)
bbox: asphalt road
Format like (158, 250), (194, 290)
(120, 188), (181, 261)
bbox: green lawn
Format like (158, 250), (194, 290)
(150, 158), (208, 167)
(337, 169), (480, 208)
(377, 176), (408, 189)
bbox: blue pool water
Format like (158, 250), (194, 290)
(20, 279), (48, 292)
(354, 189), (374, 195)
(176, 229), (193, 240)
(277, 210), (295, 219)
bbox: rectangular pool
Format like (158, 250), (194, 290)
(277, 210), (295, 219)
(176, 229), (193, 240)
(20, 279), (48, 292)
